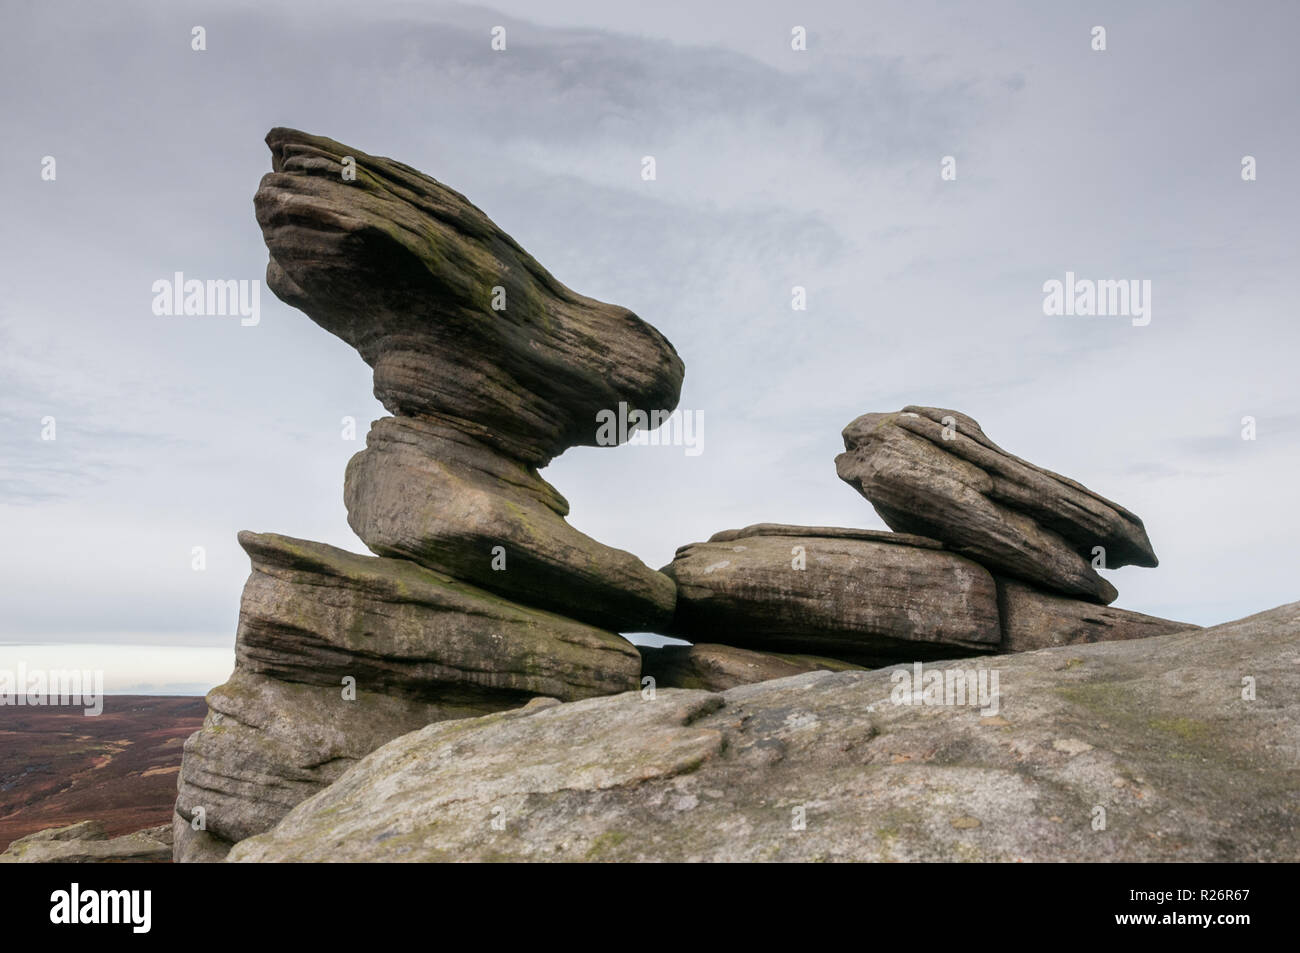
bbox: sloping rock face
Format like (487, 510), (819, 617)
(343, 416), (674, 631)
(835, 407), (1157, 603)
(255, 127), (683, 466)
(639, 643), (861, 692)
(997, 578), (1195, 652)
(661, 524), (1002, 665)
(0, 820), (171, 863)
(174, 533), (638, 859)
(228, 601), (1300, 863)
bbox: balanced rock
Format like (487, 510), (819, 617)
(175, 531), (639, 859)
(661, 524), (1001, 666)
(344, 415), (675, 631)
(256, 128), (680, 630)
(997, 578), (1196, 652)
(254, 128), (684, 467)
(228, 601), (1300, 863)
(836, 407), (1157, 603)
(639, 642), (861, 692)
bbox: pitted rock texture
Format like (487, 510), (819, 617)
(835, 406), (1157, 603)
(227, 601), (1300, 862)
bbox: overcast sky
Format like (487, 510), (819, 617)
(2, 0), (1297, 670)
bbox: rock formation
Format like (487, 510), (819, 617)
(176, 128), (1216, 865)
(0, 820), (172, 863)
(835, 406), (1157, 603)
(226, 601), (1300, 863)
(175, 129), (682, 861)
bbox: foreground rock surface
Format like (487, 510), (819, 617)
(836, 407), (1157, 603)
(639, 642), (861, 692)
(229, 601), (1300, 862)
(255, 127), (684, 467)
(0, 820), (172, 863)
(175, 531), (639, 859)
(344, 416), (675, 631)
(662, 524), (1001, 665)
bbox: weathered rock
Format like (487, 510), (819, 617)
(174, 531), (639, 859)
(228, 601), (1300, 862)
(997, 577), (1197, 652)
(639, 642), (861, 691)
(835, 407), (1157, 603)
(254, 127), (684, 467)
(232, 531), (640, 703)
(661, 525), (1001, 665)
(344, 415), (675, 631)
(0, 820), (172, 863)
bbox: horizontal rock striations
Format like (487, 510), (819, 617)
(254, 127), (683, 467)
(661, 525), (1002, 666)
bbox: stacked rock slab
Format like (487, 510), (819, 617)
(175, 129), (681, 861)
(835, 406), (1157, 604)
(662, 409), (1193, 669)
(661, 524), (1003, 667)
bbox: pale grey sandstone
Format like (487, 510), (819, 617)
(661, 524), (1001, 666)
(174, 531), (639, 860)
(1, 820), (172, 863)
(227, 601), (1300, 863)
(835, 407), (1158, 604)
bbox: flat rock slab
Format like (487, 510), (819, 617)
(228, 601), (1300, 862)
(345, 416), (675, 632)
(835, 406), (1158, 603)
(997, 578), (1197, 652)
(233, 531), (640, 703)
(255, 128), (684, 466)
(661, 528), (1001, 665)
(640, 643), (861, 692)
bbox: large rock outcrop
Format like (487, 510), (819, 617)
(174, 532), (639, 858)
(835, 407), (1157, 603)
(662, 524), (1002, 665)
(227, 601), (1300, 863)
